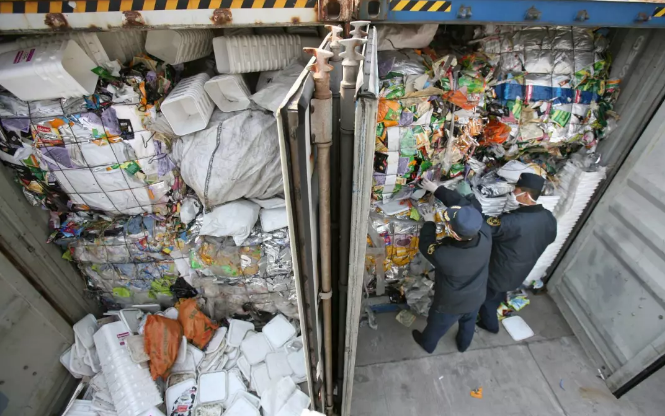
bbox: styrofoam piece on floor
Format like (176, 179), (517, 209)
(237, 355), (251, 382)
(93, 321), (162, 416)
(63, 399), (96, 416)
(69, 344), (96, 377)
(502, 316), (535, 341)
(198, 371), (228, 404)
(266, 352), (293, 380)
(119, 308), (143, 334)
(145, 29), (213, 65)
(260, 376), (297, 416)
(127, 335), (149, 363)
(222, 396), (260, 416)
(133, 304), (161, 313)
(213, 35), (301, 74)
(224, 357), (238, 370)
(90, 372), (108, 392)
(161, 73), (214, 136)
(73, 314), (99, 349)
(60, 347), (84, 379)
(241, 333), (274, 365)
(175, 336), (188, 364)
(223, 369), (247, 407)
(167, 372), (196, 388)
(206, 327), (228, 354)
(138, 406), (166, 416)
(262, 315), (296, 350)
(165, 379), (196, 415)
(250, 363), (272, 397)
(232, 391), (261, 409)
(199, 348), (225, 373)
(226, 347), (239, 360)
(194, 402), (224, 416)
(204, 75), (252, 112)
(275, 389), (311, 416)
(0, 40), (98, 101)
(227, 319), (255, 348)
(284, 337), (305, 382)
(164, 307), (179, 320)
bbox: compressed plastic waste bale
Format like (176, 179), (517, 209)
(144, 314), (184, 380)
(176, 297), (219, 349)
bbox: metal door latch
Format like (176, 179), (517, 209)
(575, 10), (589, 22)
(525, 6), (541, 21)
(457, 5), (472, 19)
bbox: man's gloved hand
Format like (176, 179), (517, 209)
(420, 178), (438, 194)
(419, 205), (436, 223)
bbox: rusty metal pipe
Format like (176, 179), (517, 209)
(304, 46), (335, 414)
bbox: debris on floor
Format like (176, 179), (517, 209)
(396, 309), (417, 327)
(60, 308), (309, 416)
(470, 387), (483, 399)
(502, 316), (535, 341)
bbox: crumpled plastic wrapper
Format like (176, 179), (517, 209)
(402, 275), (434, 316)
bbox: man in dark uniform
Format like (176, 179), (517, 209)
(478, 172), (558, 334)
(412, 177), (492, 354)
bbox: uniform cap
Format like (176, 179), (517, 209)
(443, 205), (482, 239)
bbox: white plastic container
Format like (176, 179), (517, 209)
(213, 35), (301, 74)
(161, 73), (214, 136)
(0, 40), (99, 101)
(146, 29), (214, 65)
(204, 75), (251, 112)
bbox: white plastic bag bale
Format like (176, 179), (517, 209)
(172, 110), (284, 208)
(199, 199), (261, 245)
(260, 207), (288, 232)
(252, 62), (305, 113)
(377, 24), (438, 51)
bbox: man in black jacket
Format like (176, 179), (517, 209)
(478, 172), (558, 334)
(412, 178), (492, 354)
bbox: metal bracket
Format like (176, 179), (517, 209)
(636, 12), (651, 23)
(319, 291), (333, 300)
(575, 10), (589, 22)
(457, 5), (472, 19)
(525, 6), (541, 21)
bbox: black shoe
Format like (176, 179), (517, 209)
(456, 332), (471, 353)
(476, 320), (499, 334)
(412, 330), (434, 354)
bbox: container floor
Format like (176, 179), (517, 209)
(351, 294), (665, 416)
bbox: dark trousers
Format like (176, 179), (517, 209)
(478, 288), (506, 333)
(421, 303), (479, 353)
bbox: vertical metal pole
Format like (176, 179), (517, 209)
(304, 46), (335, 415)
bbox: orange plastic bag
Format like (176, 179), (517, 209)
(377, 99), (401, 127)
(144, 315), (183, 380)
(176, 298), (219, 349)
(441, 89), (478, 110)
(481, 119), (512, 145)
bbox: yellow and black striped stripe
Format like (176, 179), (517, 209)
(654, 6), (665, 17)
(0, 0), (316, 14)
(390, 0), (451, 12)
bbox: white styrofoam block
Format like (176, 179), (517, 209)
(262, 315), (296, 350)
(224, 369), (247, 407)
(250, 363), (272, 397)
(198, 371), (228, 404)
(241, 333), (274, 365)
(73, 314), (99, 349)
(266, 352), (293, 380)
(502, 316), (535, 341)
(227, 319), (255, 348)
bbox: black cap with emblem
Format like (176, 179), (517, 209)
(516, 173), (545, 199)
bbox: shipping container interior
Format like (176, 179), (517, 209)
(343, 22), (665, 416)
(0, 25), (347, 416)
